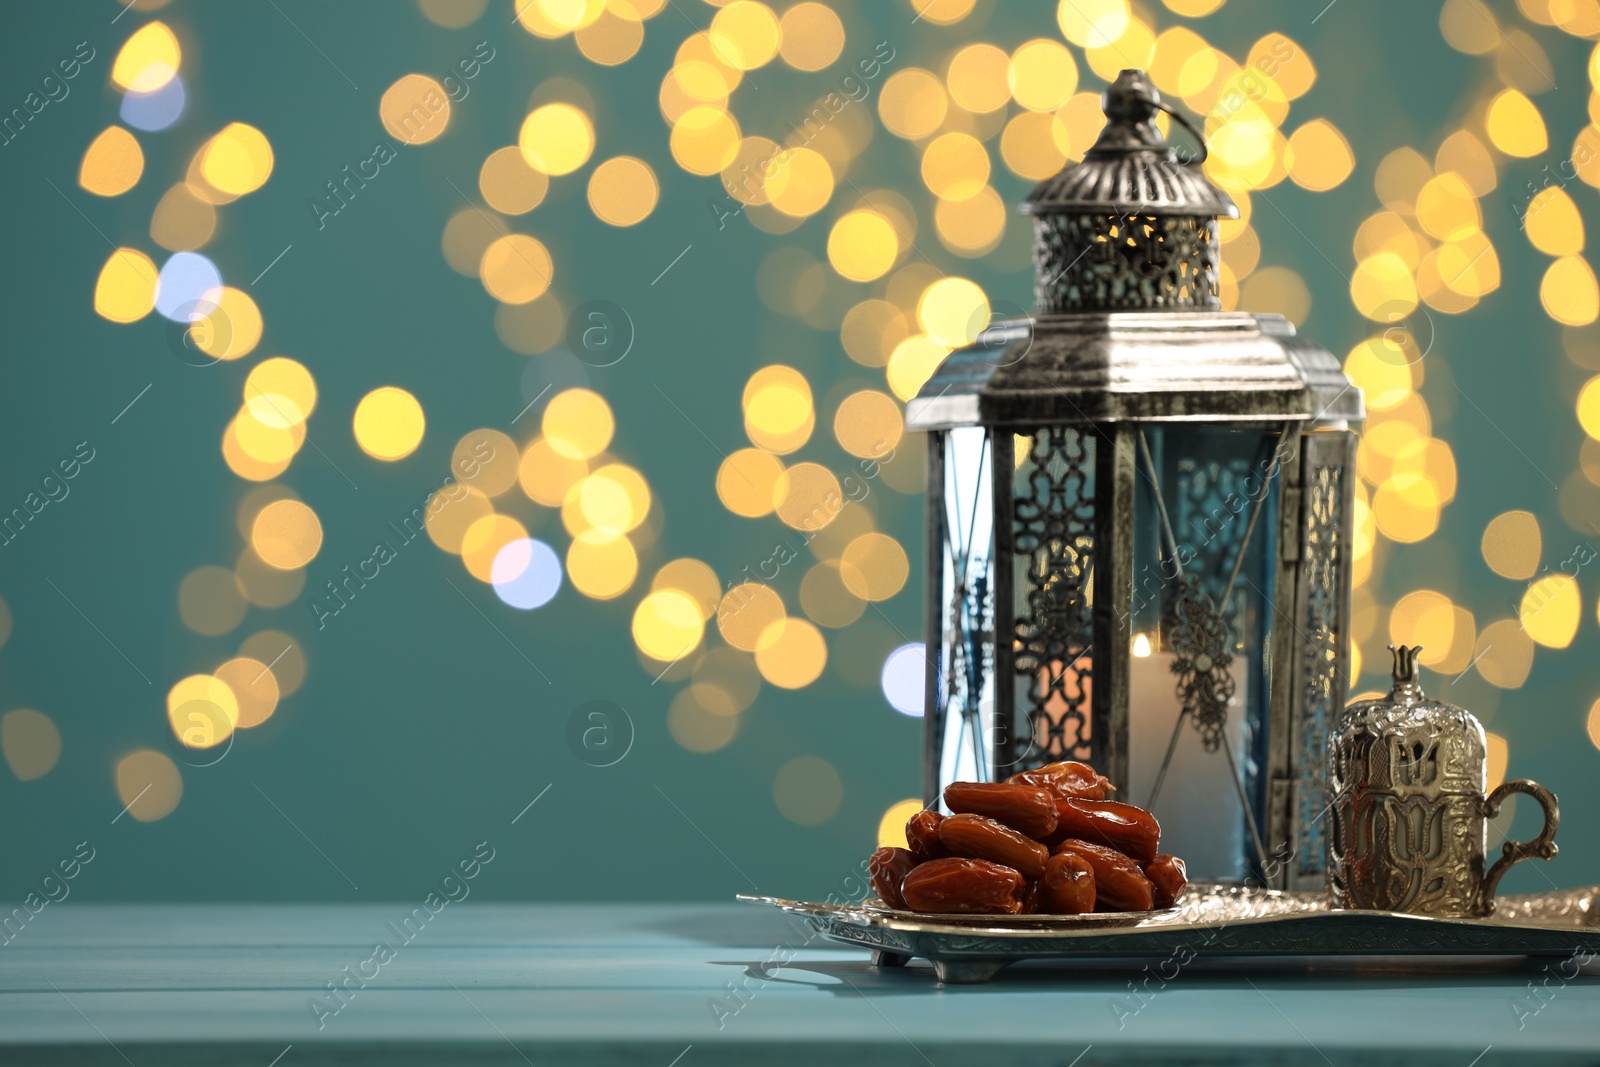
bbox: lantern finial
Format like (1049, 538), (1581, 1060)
(1022, 68), (1236, 314)
(1091, 70), (1167, 154)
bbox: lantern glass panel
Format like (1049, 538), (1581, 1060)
(1126, 423), (1284, 881)
(932, 426), (996, 789)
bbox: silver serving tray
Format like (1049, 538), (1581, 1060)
(737, 883), (1600, 983)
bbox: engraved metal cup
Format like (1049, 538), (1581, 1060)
(1326, 646), (1559, 918)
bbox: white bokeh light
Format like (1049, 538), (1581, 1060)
(491, 537), (562, 610)
(155, 252), (221, 322)
(881, 642), (926, 717)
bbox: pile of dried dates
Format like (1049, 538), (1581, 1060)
(868, 761), (1187, 915)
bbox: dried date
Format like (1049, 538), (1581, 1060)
(868, 846), (916, 910)
(942, 782), (1058, 839)
(865, 766), (1181, 921)
(1006, 761), (1113, 801)
(1038, 851), (1096, 915)
(938, 813), (1049, 878)
(1047, 798), (1160, 864)
(1019, 878), (1043, 915)
(904, 809), (947, 862)
(900, 857), (1025, 915)
(1054, 839), (1154, 912)
(1144, 853), (1188, 909)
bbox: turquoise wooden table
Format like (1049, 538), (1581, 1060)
(1, 903), (1596, 1065)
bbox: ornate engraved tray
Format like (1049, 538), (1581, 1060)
(738, 883), (1600, 983)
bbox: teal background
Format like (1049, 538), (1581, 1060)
(1, 0), (1597, 905)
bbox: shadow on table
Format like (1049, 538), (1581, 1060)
(637, 907), (831, 948)
(704, 953), (1574, 998)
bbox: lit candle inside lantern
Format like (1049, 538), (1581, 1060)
(1127, 649), (1251, 883)
(1009, 637), (1251, 881)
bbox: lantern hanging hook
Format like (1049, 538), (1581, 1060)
(1152, 99), (1210, 166)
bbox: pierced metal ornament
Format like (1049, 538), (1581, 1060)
(1165, 572), (1235, 752)
(1033, 214), (1220, 313)
(1012, 428), (1096, 765)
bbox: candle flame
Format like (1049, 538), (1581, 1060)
(1132, 632), (1152, 658)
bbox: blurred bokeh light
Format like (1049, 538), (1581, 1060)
(3, 0), (1597, 906)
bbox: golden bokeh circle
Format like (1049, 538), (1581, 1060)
(479, 146), (549, 214)
(425, 487), (495, 554)
(755, 618), (827, 689)
(632, 590), (706, 662)
(519, 438), (590, 506)
(799, 560), (866, 628)
(202, 123), (274, 195)
(543, 388), (614, 460)
(419, 0), (487, 27)
(353, 386), (426, 461)
(442, 207), (502, 275)
(921, 133), (991, 201)
(652, 559), (722, 620)
(192, 287), (263, 361)
(236, 547), (304, 609)
(151, 183), (217, 252)
(80, 126), (144, 197)
(566, 529), (638, 599)
(453, 429), (521, 496)
(380, 75), (452, 145)
(461, 514), (530, 582)
(575, 4), (644, 65)
(827, 210), (899, 282)
(775, 462), (843, 532)
(177, 565), (249, 636)
(239, 630), (306, 697)
(94, 248), (158, 323)
(2, 709), (61, 782)
(113, 21), (181, 92)
(718, 582), (785, 651)
(778, 2), (844, 71)
(251, 499), (324, 569)
(115, 749), (183, 822)
(878, 68), (947, 139)
(668, 687), (739, 753)
(671, 106), (742, 175)
(947, 43), (1011, 114)
(773, 754), (842, 824)
(839, 532), (909, 601)
(877, 798), (924, 849)
(166, 674), (239, 751)
(833, 390), (903, 459)
(587, 156), (659, 226)
(213, 657), (280, 729)
(520, 103), (595, 175)
(245, 357), (316, 428)
(692, 647), (761, 713)
(709, 1), (781, 70)
(480, 234), (554, 304)
(716, 448), (787, 517)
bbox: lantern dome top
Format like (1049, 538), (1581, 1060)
(906, 68), (1363, 431)
(1023, 69), (1239, 220)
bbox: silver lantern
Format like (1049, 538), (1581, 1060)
(906, 70), (1365, 888)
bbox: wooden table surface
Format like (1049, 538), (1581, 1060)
(0, 903), (1595, 1066)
